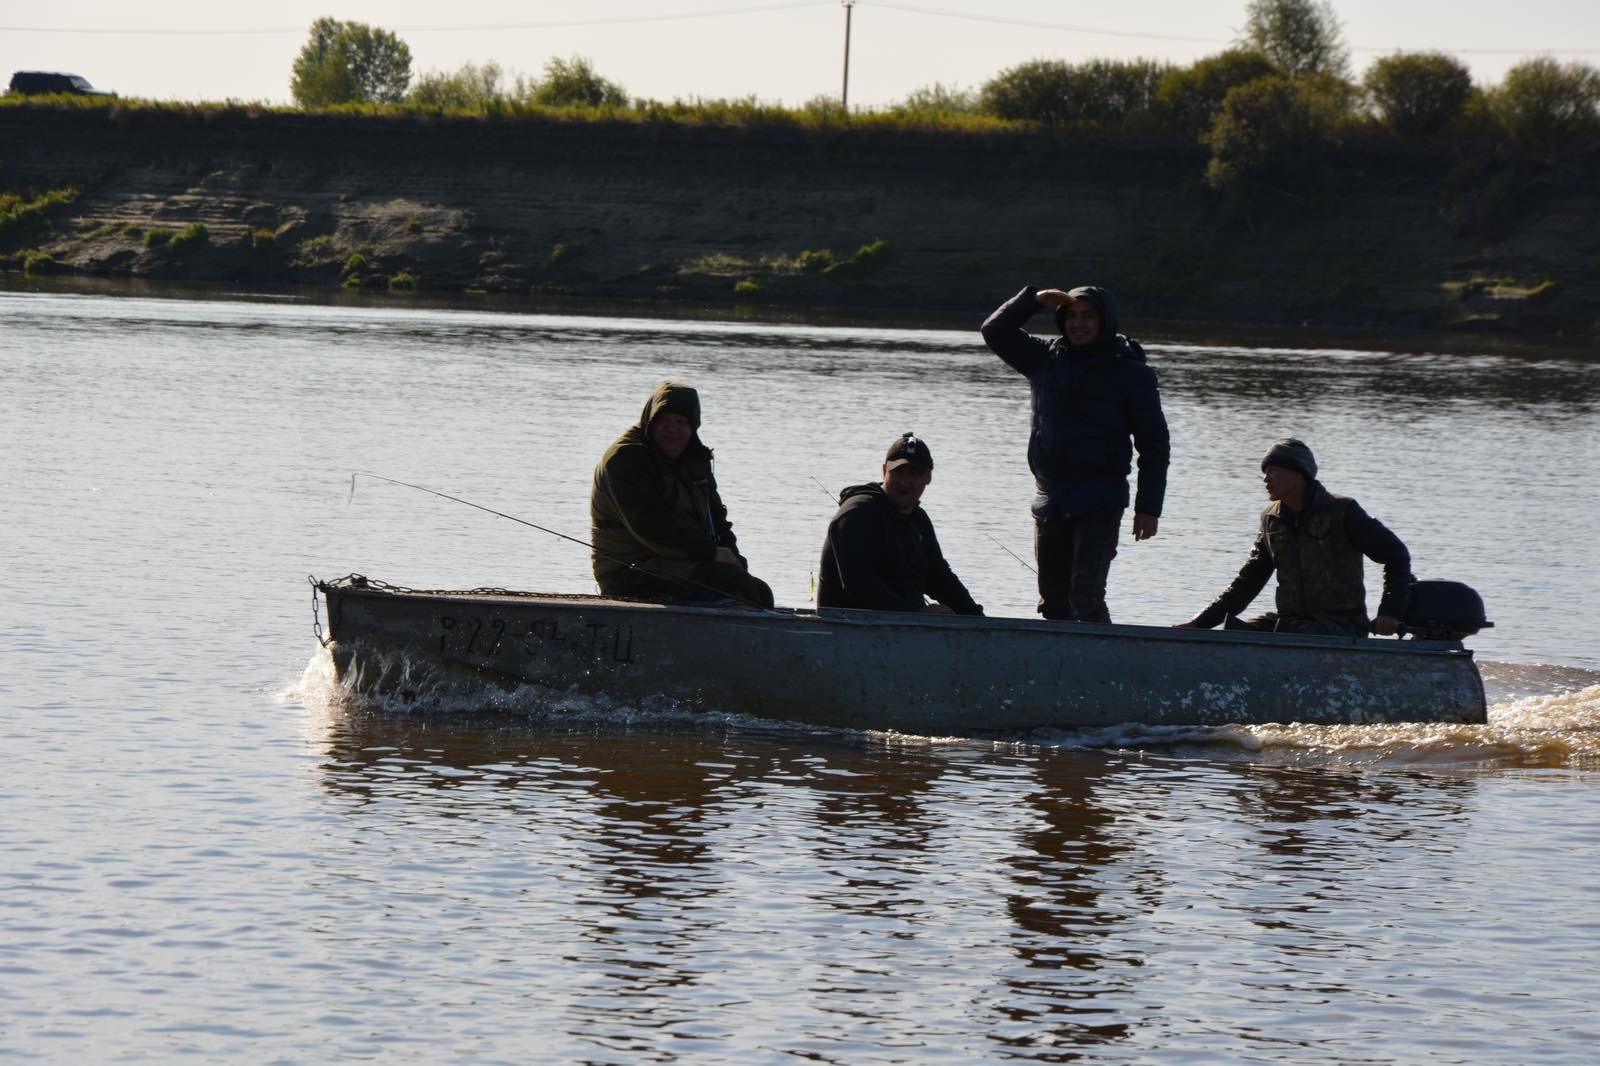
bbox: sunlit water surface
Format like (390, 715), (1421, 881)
(4, 290), (1598, 1062)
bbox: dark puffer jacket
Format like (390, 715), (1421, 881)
(1192, 482), (1413, 636)
(816, 483), (982, 614)
(590, 382), (742, 592)
(981, 286), (1170, 520)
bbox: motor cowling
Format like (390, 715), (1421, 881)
(1401, 580), (1492, 641)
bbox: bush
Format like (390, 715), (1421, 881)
(890, 83), (978, 117)
(822, 238), (889, 276)
(549, 242), (581, 264)
(169, 222), (209, 252)
(794, 249), (835, 272)
(405, 218), (422, 234)
(1204, 74), (1351, 190)
(388, 271), (417, 290)
(733, 275), (765, 296)
(143, 226), (175, 248)
(250, 228), (276, 252)
(20, 250), (54, 274)
(980, 58), (1171, 128)
(801, 95), (846, 121)
(407, 61), (505, 112)
(1525, 280), (1560, 301)
(1157, 50), (1277, 137)
(1489, 58), (1600, 144)
(292, 234), (338, 266)
(849, 237), (888, 268)
(1365, 52), (1474, 137)
(342, 251), (368, 275)
(531, 56), (627, 108)
(0, 187), (78, 246)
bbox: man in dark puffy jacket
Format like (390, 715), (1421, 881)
(590, 380), (774, 607)
(816, 433), (983, 616)
(981, 284), (1169, 623)
(1175, 438), (1412, 637)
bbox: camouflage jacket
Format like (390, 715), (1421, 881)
(1196, 483), (1412, 636)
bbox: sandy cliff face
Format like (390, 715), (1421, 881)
(2, 106), (1596, 341)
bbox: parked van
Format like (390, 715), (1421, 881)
(7, 71), (114, 96)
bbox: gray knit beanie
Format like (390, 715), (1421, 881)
(1261, 437), (1317, 481)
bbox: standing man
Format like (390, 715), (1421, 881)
(816, 433), (983, 616)
(980, 285), (1170, 622)
(590, 380), (774, 608)
(1176, 438), (1412, 636)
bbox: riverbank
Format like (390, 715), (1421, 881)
(3, 104), (1598, 346)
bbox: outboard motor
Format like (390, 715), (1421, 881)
(1399, 580), (1493, 641)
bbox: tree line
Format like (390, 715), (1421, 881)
(291, 0), (1600, 189)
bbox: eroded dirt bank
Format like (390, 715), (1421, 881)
(3, 105), (1597, 344)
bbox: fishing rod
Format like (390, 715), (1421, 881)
(809, 475), (840, 505)
(347, 471), (775, 611)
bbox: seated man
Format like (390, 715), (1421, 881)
(590, 380), (774, 608)
(1176, 438), (1411, 637)
(816, 433), (983, 616)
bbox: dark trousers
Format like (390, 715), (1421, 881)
(605, 560), (774, 609)
(1035, 507), (1123, 622)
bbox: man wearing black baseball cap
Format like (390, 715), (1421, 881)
(815, 432), (983, 616)
(1175, 437), (1413, 636)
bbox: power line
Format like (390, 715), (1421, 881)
(4, 0), (1598, 56)
(0, 2), (832, 38)
(871, 1), (1221, 45)
(869, 1), (1600, 56)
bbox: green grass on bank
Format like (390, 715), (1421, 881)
(0, 91), (1011, 135)
(0, 187), (79, 245)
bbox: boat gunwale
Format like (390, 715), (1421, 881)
(314, 578), (1477, 661)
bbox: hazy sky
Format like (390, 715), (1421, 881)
(4, 0), (1599, 107)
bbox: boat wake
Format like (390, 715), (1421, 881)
(287, 650), (1600, 771)
(1011, 661), (1600, 770)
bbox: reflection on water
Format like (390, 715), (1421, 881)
(290, 653), (1597, 1062)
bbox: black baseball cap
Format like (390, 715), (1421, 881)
(885, 432), (933, 472)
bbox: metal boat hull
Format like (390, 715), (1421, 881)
(314, 580), (1487, 730)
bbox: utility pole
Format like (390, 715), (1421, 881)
(840, 0), (855, 114)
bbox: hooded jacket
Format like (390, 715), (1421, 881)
(590, 382), (741, 590)
(981, 286), (1170, 520)
(1193, 482), (1413, 636)
(816, 482), (982, 614)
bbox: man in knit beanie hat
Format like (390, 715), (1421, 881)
(1175, 438), (1413, 637)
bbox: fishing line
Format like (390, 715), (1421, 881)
(986, 533), (1036, 575)
(347, 471), (775, 610)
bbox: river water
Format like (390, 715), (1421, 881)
(3, 288), (1598, 1062)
